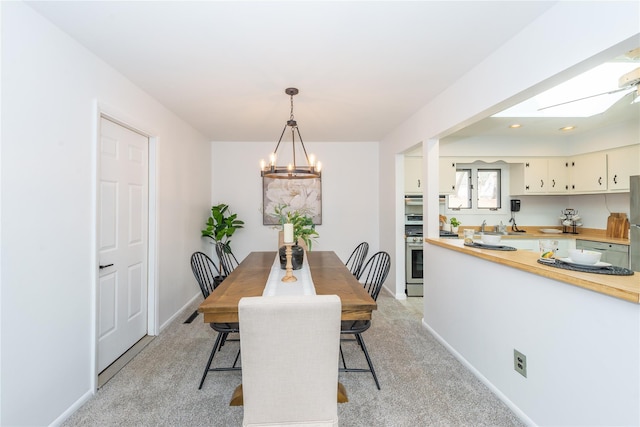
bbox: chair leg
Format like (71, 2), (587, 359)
(199, 332), (224, 389)
(232, 349), (241, 368)
(355, 333), (381, 390)
(339, 344), (347, 369)
(219, 332), (228, 350)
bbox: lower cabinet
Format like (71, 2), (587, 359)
(575, 239), (630, 268)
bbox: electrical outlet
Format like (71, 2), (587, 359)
(514, 349), (527, 378)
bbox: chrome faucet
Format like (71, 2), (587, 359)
(480, 220), (486, 233)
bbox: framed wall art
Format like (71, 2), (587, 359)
(262, 177), (322, 225)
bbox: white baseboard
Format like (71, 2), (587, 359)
(421, 319), (537, 427)
(159, 293), (201, 332)
(49, 389), (94, 427)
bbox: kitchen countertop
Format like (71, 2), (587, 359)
(425, 237), (639, 303)
(455, 226), (630, 245)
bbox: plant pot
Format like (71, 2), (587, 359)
(278, 245), (304, 270)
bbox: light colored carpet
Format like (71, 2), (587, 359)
(62, 293), (525, 426)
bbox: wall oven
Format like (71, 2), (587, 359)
(405, 214), (423, 297)
(406, 237), (423, 296)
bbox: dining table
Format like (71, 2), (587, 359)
(198, 250), (377, 323)
(198, 250), (376, 405)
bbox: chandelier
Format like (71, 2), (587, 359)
(260, 88), (321, 179)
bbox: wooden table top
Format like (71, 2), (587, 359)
(198, 251), (378, 323)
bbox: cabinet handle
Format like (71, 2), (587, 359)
(99, 264), (114, 269)
(525, 162), (530, 167)
(613, 175), (617, 184)
(525, 185), (530, 190)
(552, 179), (556, 188)
(540, 179), (544, 188)
(417, 179), (421, 188)
(598, 177), (602, 185)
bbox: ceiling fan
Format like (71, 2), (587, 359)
(538, 47), (640, 112)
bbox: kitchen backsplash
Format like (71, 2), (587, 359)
(436, 193), (630, 230)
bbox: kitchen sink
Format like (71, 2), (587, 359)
(478, 231), (523, 236)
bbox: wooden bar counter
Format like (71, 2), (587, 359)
(427, 237), (639, 303)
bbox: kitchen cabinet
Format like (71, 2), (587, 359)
(607, 144), (640, 192)
(405, 156), (457, 194)
(439, 158), (456, 194)
(404, 157), (422, 194)
(576, 239), (630, 268)
(509, 158), (568, 195)
(548, 158), (570, 193)
(569, 151), (607, 193)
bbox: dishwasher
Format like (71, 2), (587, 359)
(575, 239), (630, 268)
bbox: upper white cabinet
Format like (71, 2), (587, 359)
(405, 157), (457, 194)
(607, 144), (640, 191)
(510, 158), (568, 195)
(548, 158), (570, 193)
(439, 158), (456, 194)
(569, 152), (607, 193)
(404, 157), (422, 194)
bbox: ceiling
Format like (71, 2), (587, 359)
(444, 89), (640, 141)
(25, 1), (559, 142)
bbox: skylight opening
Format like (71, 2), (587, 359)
(493, 62), (638, 118)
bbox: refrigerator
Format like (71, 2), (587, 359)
(631, 175), (640, 271)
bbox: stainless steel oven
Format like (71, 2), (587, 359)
(405, 214), (423, 297)
(406, 237), (423, 296)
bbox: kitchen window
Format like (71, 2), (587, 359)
(447, 164), (504, 212)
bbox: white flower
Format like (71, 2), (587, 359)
(264, 178), (321, 223)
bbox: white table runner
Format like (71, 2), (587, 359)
(262, 253), (316, 296)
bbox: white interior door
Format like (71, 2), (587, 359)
(98, 117), (149, 373)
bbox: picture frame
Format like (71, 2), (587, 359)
(262, 177), (322, 225)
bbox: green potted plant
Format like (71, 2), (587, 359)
(450, 217), (461, 233)
(273, 204), (319, 269)
(201, 203), (244, 276)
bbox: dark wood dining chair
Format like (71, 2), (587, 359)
(345, 242), (369, 277)
(340, 251), (391, 390)
(215, 242), (240, 277)
(190, 251), (241, 389)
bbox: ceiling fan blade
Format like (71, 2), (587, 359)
(538, 86), (632, 111)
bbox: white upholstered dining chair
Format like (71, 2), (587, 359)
(238, 295), (342, 427)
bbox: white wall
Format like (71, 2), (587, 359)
(424, 244), (640, 426)
(378, 1), (640, 425)
(1, 3), (211, 425)
(210, 141), (380, 274)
